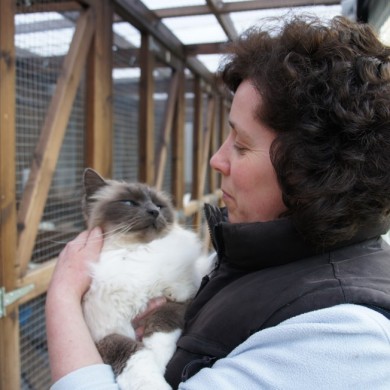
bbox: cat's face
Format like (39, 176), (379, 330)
(83, 169), (175, 243)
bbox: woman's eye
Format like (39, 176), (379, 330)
(233, 144), (248, 154)
(121, 200), (136, 206)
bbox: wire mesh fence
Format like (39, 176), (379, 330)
(15, 3), (85, 388)
(10, 2), (216, 388)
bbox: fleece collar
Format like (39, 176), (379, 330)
(204, 203), (388, 271)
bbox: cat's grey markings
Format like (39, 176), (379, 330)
(97, 301), (187, 376)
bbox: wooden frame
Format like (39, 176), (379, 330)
(0, 1), (227, 386)
(85, 0), (113, 177)
(0, 1), (19, 388)
(139, 33), (155, 185)
(155, 70), (180, 190)
(16, 8), (96, 277)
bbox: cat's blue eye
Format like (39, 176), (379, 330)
(121, 200), (137, 206)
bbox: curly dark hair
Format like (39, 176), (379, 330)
(220, 15), (390, 247)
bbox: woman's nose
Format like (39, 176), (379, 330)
(210, 142), (229, 175)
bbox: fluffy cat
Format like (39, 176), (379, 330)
(81, 168), (210, 390)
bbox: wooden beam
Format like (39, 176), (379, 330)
(85, 0), (113, 177)
(16, 8), (96, 276)
(16, 1), (83, 14)
(199, 95), (216, 250)
(199, 96), (216, 197)
(155, 5), (211, 18)
(171, 68), (186, 210)
(192, 77), (204, 230)
(155, 71), (180, 190)
(113, 0), (214, 84)
(209, 95), (220, 193)
(0, 1), (20, 388)
(222, 0), (340, 13)
(16, 259), (56, 305)
(185, 41), (229, 56)
(206, 0), (237, 40)
(184, 190), (222, 217)
(155, 0), (340, 17)
(217, 98), (228, 192)
(139, 34), (155, 185)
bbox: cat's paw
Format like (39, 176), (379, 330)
(117, 348), (172, 390)
(117, 368), (171, 390)
(163, 284), (194, 302)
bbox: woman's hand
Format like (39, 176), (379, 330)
(132, 297), (167, 340)
(48, 227), (103, 302)
(46, 227), (105, 382)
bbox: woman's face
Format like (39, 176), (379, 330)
(210, 80), (287, 223)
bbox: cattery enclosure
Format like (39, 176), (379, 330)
(3, 0), (381, 388)
(0, 1), (227, 388)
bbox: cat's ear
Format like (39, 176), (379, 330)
(83, 168), (107, 198)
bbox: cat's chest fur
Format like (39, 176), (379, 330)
(82, 224), (205, 341)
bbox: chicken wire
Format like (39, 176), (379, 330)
(15, 3), (85, 388)
(112, 16), (140, 182)
(12, 4), (212, 388)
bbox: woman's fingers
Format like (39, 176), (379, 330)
(49, 227), (103, 300)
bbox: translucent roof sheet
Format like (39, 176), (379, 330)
(141, 0), (206, 8)
(162, 14), (228, 45)
(14, 1), (345, 75)
(230, 5), (343, 34)
(140, 1), (343, 72)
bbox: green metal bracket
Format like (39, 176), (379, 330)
(0, 284), (35, 318)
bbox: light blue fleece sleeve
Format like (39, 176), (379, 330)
(50, 304), (390, 390)
(50, 364), (118, 390)
(180, 304), (390, 390)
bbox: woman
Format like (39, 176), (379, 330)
(46, 15), (390, 389)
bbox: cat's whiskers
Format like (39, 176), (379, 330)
(47, 222), (138, 246)
(102, 221), (145, 247)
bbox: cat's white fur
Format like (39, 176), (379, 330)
(82, 223), (210, 389)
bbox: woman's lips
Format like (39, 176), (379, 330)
(222, 190), (233, 202)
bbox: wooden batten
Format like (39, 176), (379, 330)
(199, 95), (216, 197)
(85, 0), (114, 177)
(17, 1), (83, 14)
(209, 95), (219, 193)
(0, 0), (234, 386)
(191, 76), (204, 229)
(16, 8), (96, 276)
(0, 1), (20, 389)
(171, 68), (186, 210)
(155, 71), (180, 190)
(139, 34), (156, 185)
(16, 259), (56, 306)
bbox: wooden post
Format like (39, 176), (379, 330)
(192, 77), (203, 229)
(139, 34), (155, 185)
(199, 95), (215, 198)
(155, 70), (179, 190)
(85, 0), (113, 177)
(209, 95), (220, 193)
(171, 68), (185, 210)
(0, 1), (20, 388)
